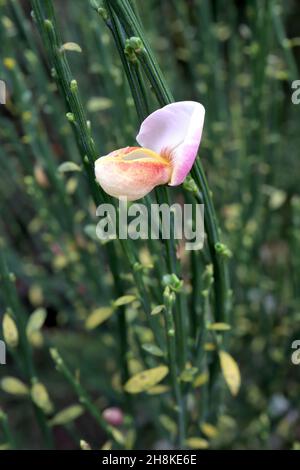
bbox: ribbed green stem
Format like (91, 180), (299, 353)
(0, 411), (16, 450)
(163, 292), (185, 448)
(50, 349), (121, 445)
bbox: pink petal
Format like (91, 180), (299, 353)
(136, 101), (205, 185)
(102, 407), (124, 427)
(95, 147), (171, 201)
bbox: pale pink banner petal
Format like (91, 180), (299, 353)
(136, 101), (205, 185)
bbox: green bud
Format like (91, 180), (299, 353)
(162, 273), (183, 292)
(183, 176), (198, 195)
(133, 262), (142, 272)
(50, 348), (63, 366)
(125, 37), (144, 63)
(70, 79), (78, 92)
(44, 19), (53, 31)
(127, 37), (143, 51)
(97, 7), (109, 21)
(215, 242), (232, 258)
(163, 286), (176, 305)
(66, 112), (75, 122)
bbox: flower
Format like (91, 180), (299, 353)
(102, 407), (124, 427)
(95, 101), (205, 201)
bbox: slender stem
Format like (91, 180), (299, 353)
(50, 349), (122, 445)
(0, 410), (16, 450)
(30, 1), (164, 389)
(110, 0), (231, 326)
(163, 291), (185, 448)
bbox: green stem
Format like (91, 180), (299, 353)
(0, 410), (16, 450)
(50, 348), (122, 446)
(163, 291), (185, 448)
(110, 0), (231, 325)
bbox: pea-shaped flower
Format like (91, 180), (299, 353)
(95, 101), (205, 201)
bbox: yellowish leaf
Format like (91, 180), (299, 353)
(31, 382), (53, 414)
(141, 343), (164, 357)
(200, 422), (218, 438)
(186, 437), (209, 449)
(58, 161), (81, 173)
(204, 342), (216, 351)
(28, 284), (44, 306)
(80, 440), (91, 450)
(66, 177), (78, 194)
(113, 295), (136, 308)
(2, 314), (18, 348)
(85, 307), (114, 330)
(0, 443), (10, 450)
(1, 377), (29, 396)
(26, 308), (46, 338)
(150, 305), (165, 316)
(49, 404), (84, 426)
(87, 97), (113, 112)
(3, 57), (16, 70)
(28, 330), (44, 348)
(110, 427), (125, 445)
(124, 365), (168, 394)
(146, 384), (170, 395)
(101, 440), (112, 450)
(193, 372), (209, 388)
(60, 42), (82, 53)
(207, 322), (231, 331)
(219, 350), (241, 396)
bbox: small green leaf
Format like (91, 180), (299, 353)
(31, 382), (53, 414)
(58, 161), (81, 173)
(124, 366), (168, 394)
(193, 372), (209, 388)
(60, 42), (82, 53)
(87, 97), (113, 112)
(2, 313), (18, 348)
(1, 377), (29, 396)
(200, 422), (218, 438)
(150, 305), (165, 316)
(146, 385), (170, 395)
(26, 308), (47, 338)
(109, 427), (125, 445)
(179, 367), (198, 383)
(207, 322), (231, 331)
(85, 307), (114, 330)
(113, 295), (136, 307)
(159, 415), (177, 436)
(219, 350), (241, 396)
(142, 343), (164, 357)
(186, 437), (209, 449)
(49, 404), (84, 426)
